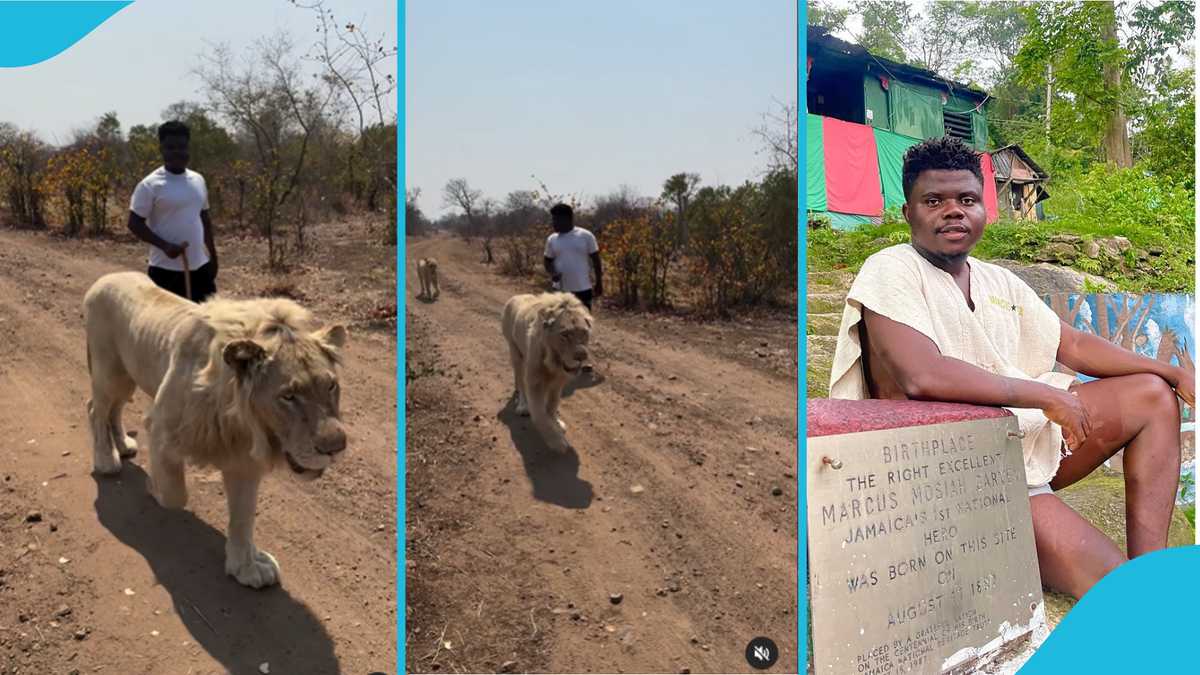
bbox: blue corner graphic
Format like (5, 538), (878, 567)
(0, 1), (131, 68)
(1020, 545), (1200, 673)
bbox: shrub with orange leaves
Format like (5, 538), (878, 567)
(0, 129), (49, 229)
(600, 211), (678, 309)
(686, 177), (794, 316)
(42, 146), (115, 236)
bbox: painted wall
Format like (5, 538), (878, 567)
(1043, 293), (1195, 500)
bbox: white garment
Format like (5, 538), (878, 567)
(829, 244), (1076, 487)
(1028, 482), (1054, 497)
(129, 167), (210, 271)
(544, 227), (598, 292)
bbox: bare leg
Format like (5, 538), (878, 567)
(1032, 373), (1182, 598)
(1030, 494), (1125, 599)
(1050, 373), (1181, 555)
(222, 470), (280, 588)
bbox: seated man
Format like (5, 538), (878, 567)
(829, 136), (1195, 600)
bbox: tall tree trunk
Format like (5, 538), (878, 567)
(1100, 3), (1132, 167)
(1045, 62), (1052, 140)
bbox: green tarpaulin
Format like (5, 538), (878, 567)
(889, 81), (945, 140)
(873, 127), (921, 210)
(944, 93), (978, 113)
(806, 106), (996, 224)
(814, 211), (876, 231)
(863, 75), (890, 130)
(971, 111), (989, 149)
(806, 113), (827, 212)
(944, 94), (990, 149)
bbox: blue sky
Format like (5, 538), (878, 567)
(0, 0), (396, 144)
(406, 0), (796, 217)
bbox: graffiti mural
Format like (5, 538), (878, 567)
(1044, 293), (1195, 370)
(1043, 293), (1195, 499)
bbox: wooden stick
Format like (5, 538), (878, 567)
(180, 242), (192, 301)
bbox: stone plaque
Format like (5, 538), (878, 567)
(807, 415), (1044, 675)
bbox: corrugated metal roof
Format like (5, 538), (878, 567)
(808, 24), (988, 100)
(990, 144), (1050, 181)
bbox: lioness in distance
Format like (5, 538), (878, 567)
(502, 292), (592, 452)
(84, 272), (348, 588)
(417, 258), (439, 299)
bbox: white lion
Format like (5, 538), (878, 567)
(84, 272), (349, 588)
(501, 292), (592, 452)
(417, 258), (439, 299)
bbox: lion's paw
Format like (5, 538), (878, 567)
(118, 434), (139, 458)
(515, 394), (530, 416)
(92, 449), (122, 476)
(226, 548), (281, 589)
(547, 434), (571, 453)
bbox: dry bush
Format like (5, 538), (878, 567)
(42, 146), (114, 237)
(600, 212), (678, 309)
(497, 222), (544, 278)
(687, 174), (795, 316)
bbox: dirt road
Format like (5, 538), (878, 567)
(404, 235), (798, 674)
(0, 223), (397, 674)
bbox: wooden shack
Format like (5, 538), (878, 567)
(990, 144), (1050, 221)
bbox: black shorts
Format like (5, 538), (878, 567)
(148, 263), (217, 303)
(571, 288), (593, 311)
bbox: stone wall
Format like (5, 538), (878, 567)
(1033, 234), (1163, 278)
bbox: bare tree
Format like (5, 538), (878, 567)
(591, 185), (649, 236)
(405, 187), (428, 235)
(195, 33), (335, 268)
(442, 177), (483, 240)
(502, 190), (540, 227)
(479, 196), (497, 264)
(293, 0), (398, 238)
(661, 172), (700, 244)
(752, 99), (799, 174)
(293, 0), (395, 130)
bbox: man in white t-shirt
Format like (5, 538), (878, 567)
(543, 203), (602, 310)
(544, 203), (601, 374)
(127, 120), (219, 302)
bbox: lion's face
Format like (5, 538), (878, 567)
(543, 307), (591, 374)
(223, 324), (349, 480)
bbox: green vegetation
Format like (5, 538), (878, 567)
(427, 102), (799, 318)
(808, 161), (1194, 293)
(1180, 470), (1196, 527)
(807, 1), (1196, 294)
